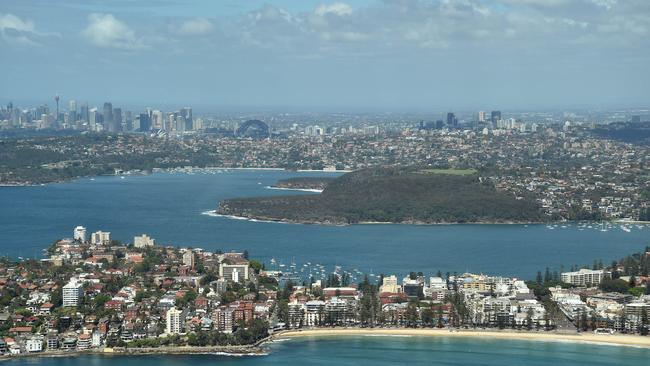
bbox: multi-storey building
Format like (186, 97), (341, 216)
(561, 269), (605, 286)
(165, 307), (184, 334)
(62, 279), (83, 307)
(133, 234), (155, 248)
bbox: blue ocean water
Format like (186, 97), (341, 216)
(0, 170), (648, 278)
(5, 336), (650, 366)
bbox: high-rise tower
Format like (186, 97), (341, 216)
(103, 102), (114, 131)
(54, 94), (60, 124)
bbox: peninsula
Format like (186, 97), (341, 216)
(217, 166), (544, 224)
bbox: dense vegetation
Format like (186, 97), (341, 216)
(218, 166), (544, 224)
(272, 176), (336, 190)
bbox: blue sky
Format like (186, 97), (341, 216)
(1, 0), (649, 111)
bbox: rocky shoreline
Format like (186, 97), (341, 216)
(212, 209), (544, 226)
(0, 342), (269, 361)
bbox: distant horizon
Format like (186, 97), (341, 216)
(3, 96), (650, 116)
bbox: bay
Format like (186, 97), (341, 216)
(5, 336), (650, 366)
(0, 170), (647, 278)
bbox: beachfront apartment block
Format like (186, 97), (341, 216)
(62, 279), (83, 307)
(134, 234), (155, 248)
(561, 269), (606, 286)
(212, 306), (235, 333)
(25, 337), (43, 352)
(165, 307), (185, 334)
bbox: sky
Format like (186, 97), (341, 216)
(1, 0), (649, 112)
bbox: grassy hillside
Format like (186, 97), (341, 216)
(217, 166), (543, 224)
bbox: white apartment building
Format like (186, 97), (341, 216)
(25, 337), (43, 352)
(380, 275), (400, 293)
(133, 234), (155, 248)
(166, 307), (184, 334)
(220, 264), (249, 283)
(62, 279), (83, 307)
(73, 226), (86, 242)
(561, 269), (605, 286)
(305, 300), (326, 326)
(182, 250), (195, 268)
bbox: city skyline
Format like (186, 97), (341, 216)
(2, 0), (650, 111)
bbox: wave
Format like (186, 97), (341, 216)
(269, 338), (291, 343)
(201, 210), (294, 225)
(210, 351), (269, 357)
(265, 186), (323, 193)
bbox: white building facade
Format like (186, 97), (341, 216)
(62, 279), (83, 307)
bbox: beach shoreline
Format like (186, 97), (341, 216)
(274, 328), (650, 349)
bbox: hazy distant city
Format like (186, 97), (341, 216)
(1, 97), (649, 135)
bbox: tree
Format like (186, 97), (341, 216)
(405, 301), (419, 328)
(436, 306), (444, 328)
(249, 260), (263, 272)
(200, 271), (218, 285)
(94, 293), (111, 308)
(599, 278), (630, 293)
(421, 308), (434, 327)
(279, 280), (295, 300)
(277, 300), (289, 325)
(183, 289), (198, 304)
(525, 308), (534, 330)
(544, 267), (551, 283)
(359, 276), (378, 326)
(195, 260), (205, 274)
(580, 311), (589, 332)
(326, 274), (340, 288)
(640, 307), (649, 336)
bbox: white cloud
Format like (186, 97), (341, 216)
(0, 13), (35, 33)
(321, 31), (370, 42)
(0, 13), (39, 45)
(177, 18), (214, 35)
(315, 3), (353, 17)
(81, 13), (145, 50)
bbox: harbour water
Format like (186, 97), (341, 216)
(5, 336), (650, 366)
(2, 170), (650, 364)
(0, 169), (648, 279)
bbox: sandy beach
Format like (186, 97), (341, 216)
(277, 328), (650, 348)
